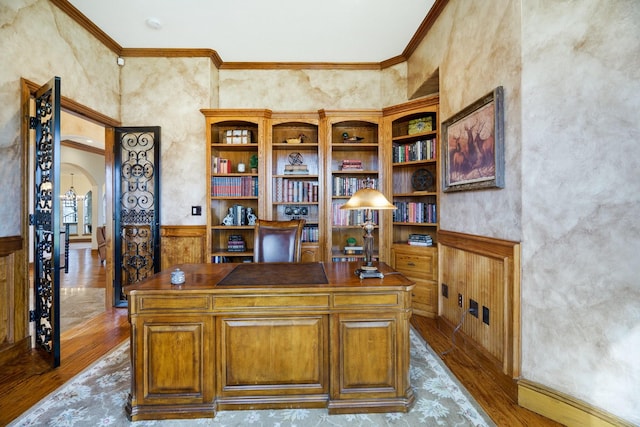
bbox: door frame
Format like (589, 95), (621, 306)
(22, 78), (121, 312)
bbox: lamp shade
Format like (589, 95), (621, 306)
(340, 188), (396, 210)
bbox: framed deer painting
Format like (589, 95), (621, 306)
(442, 86), (504, 192)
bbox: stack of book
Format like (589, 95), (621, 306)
(340, 160), (363, 171)
(407, 234), (433, 246)
(284, 164), (309, 174)
(343, 245), (363, 255)
(227, 235), (246, 252)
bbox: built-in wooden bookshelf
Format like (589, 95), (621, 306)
(202, 103), (439, 266)
(319, 110), (386, 263)
(267, 112), (323, 262)
(202, 109), (270, 263)
(383, 95), (440, 316)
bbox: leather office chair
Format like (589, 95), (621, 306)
(253, 219), (305, 263)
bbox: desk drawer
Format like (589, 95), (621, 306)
(392, 247), (437, 280)
(135, 294), (212, 313)
(214, 294), (329, 311)
(333, 293), (399, 308)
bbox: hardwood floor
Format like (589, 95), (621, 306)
(0, 252), (560, 426)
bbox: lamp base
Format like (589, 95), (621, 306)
(355, 267), (384, 279)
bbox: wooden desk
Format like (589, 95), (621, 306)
(125, 262), (415, 421)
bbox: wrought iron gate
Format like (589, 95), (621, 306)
(31, 77), (61, 367)
(113, 127), (161, 306)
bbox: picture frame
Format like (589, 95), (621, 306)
(442, 86), (504, 192)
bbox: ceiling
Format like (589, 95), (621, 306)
(68, 0), (436, 63)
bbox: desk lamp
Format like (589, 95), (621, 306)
(340, 184), (396, 279)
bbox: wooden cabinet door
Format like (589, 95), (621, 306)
(217, 316), (329, 400)
(130, 315), (215, 408)
(330, 313), (408, 404)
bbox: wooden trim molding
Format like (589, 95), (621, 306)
(61, 139), (105, 156)
(220, 62), (382, 71)
(402, 0), (449, 60)
(120, 48), (223, 68)
(518, 379), (636, 427)
(52, 0), (449, 71)
(0, 236), (22, 257)
(49, 0), (122, 54)
(24, 79), (121, 128)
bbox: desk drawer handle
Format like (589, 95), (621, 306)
(407, 262), (416, 266)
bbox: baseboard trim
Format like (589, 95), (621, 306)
(518, 379), (635, 427)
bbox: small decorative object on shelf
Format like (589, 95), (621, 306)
(411, 168), (434, 191)
(284, 206), (309, 218)
(225, 129), (252, 144)
(246, 207), (257, 225)
(285, 133), (306, 144)
(249, 154), (258, 173)
(222, 204), (251, 226)
(342, 132), (364, 143)
(408, 117), (433, 134)
(285, 152), (308, 174)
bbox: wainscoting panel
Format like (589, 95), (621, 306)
(0, 236), (30, 365)
(160, 226), (206, 270)
(438, 230), (520, 400)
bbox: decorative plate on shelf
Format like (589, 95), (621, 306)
(411, 168), (434, 191)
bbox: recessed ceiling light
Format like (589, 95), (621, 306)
(145, 17), (162, 30)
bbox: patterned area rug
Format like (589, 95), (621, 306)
(9, 329), (495, 426)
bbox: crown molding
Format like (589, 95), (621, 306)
(50, 0), (122, 54)
(51, 0), (449, 70)
(402, 0), (449, 59)
(120, 48), (223, 68)
(219, 62), (381, 71)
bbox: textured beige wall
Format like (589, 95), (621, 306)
(119, 57), (213, 226)
(407, 0), (640, 423)
(218, 68), (404, 110)
(519, 2), (640, 423)
(0, 0), (120, 237)
(407, 0), (523, 241)
(3, 1), (638, 423)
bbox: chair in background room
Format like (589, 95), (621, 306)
(253, 219), (305, 263)
(97, 225), (107, 264)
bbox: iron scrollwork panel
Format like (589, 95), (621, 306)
(32, 77), (61, 365)
(115, 128), (160, 304)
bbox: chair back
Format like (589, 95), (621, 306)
(253, 219), (305, 263)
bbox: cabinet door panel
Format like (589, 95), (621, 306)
(218, 316), (328, 396)
(135, 316), (214, 405)
(333, 315), (399, 398)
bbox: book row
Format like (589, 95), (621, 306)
(392, 138), (436, 163)
(211, 176), (259, 197)
(393, 202), (437, 224)
(302, 225), (319, 243)
(273, 178), (319, 203)
(332, 176), (378, 197)
(331, 200), (380, 226)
